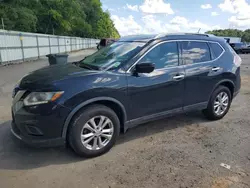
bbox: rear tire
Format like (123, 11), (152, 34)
(68, 104), (120, 158)
(203, 86), (232, 120)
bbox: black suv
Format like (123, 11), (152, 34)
(11, 33), (241, 157)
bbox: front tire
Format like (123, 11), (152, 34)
(203, 86), (232, 120)
(68, 104), (120, 158)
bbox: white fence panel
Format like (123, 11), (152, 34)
(59, 38), (65, 45)
(38, 37), (49, 46)
(0, 48), (23, 62)
(66, 44), (71, 52)
(0, 34), (21, 48)
(50, 37), (58, 46)
(51, 46), (59, 54)
(39, 47), (50, 56)
(59, 46), (66, 53)
(24, 48), (38, 58)
(0, 29), (99, 64)
(22, 36), (37, 47)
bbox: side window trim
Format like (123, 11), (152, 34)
(207, 42), (216, 60)
(126, 40), (226, 72)
(176, 41), (181, 66)
(179, 41), (185, 66)
(127, 41), (180, 72)
(207, 42), (212, 61)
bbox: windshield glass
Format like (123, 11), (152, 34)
(79, 42), (145, 70)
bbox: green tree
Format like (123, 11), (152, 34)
(242, 29), (250, 42)
(205, 29), (250, 42)
(0, 0), (120, 38)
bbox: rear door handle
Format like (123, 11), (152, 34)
(173, 75), (185, 81)
(212, 67), (220, 71)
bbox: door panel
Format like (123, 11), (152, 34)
(181, 41), (221, 106)
(127, 41), (185, 120)
(183, 62), (218, 106)
(127, 67), (185, 119)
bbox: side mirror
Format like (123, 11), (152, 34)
(135, 63), (155, 73)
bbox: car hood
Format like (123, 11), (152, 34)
(19, 63), (99, 89)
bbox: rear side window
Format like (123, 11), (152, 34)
(181, 41), (211, 64)
(209, 42), (224, 59)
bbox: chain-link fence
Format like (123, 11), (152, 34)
(0, 29), (100, 64)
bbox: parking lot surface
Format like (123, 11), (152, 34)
(0, 53), (250, 188)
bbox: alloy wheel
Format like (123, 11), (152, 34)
(213, 91), (229, 116)
(81, 116), (114, 151)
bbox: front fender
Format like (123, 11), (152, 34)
(61, 97), (127, 139)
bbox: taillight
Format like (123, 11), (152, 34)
(233, 54), (242, 67)
(227, 43), (242, 67)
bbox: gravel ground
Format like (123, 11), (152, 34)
(0, 53), (249, 188)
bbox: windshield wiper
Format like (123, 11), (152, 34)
(78, 63), (93, 70)
(79, 63), (100, 71)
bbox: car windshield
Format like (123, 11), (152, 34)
(79, 42), (145, 70)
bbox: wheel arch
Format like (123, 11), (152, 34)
(62, 97), (127, 139)
(211, 79), (235, 100)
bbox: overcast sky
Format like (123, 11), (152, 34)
(101, 0), (250, 36)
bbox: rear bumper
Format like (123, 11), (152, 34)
(11, 121), (65, 147)
(234, 67), (241, 98)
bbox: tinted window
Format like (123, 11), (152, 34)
(139, 42), (179, 69)
(181, 41), (211, 64)
(209, 42), (224, 59)
(100, 39), (106, 46)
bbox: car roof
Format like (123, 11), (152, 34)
(118, 34), (158, 42)
(119, 33), (225, 43)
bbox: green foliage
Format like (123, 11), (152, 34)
(206, 29), (250, 42)
(0, 0), (120, 38)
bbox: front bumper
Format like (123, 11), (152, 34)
(11, 121), (65, 147)
(11, 96), (71, 147)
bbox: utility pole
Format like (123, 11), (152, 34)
(197, 28), (201, 33)
(1, 18), (5, 30)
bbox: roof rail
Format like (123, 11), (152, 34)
(154, 33), (167, 39)
(154, 32), (215, 39)
(184, 33), (215, 37)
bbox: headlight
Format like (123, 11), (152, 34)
(23, 91), (64, 106)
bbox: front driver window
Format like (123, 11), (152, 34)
(139, 42), (179, 69)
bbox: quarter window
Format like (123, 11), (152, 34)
(181, 41), (211, 64)
(138, 42), (179, 69)
(209, 42), (224, 59)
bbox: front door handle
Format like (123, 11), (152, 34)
(173, 75), (185, 81)
(212, 67), (220, 71)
